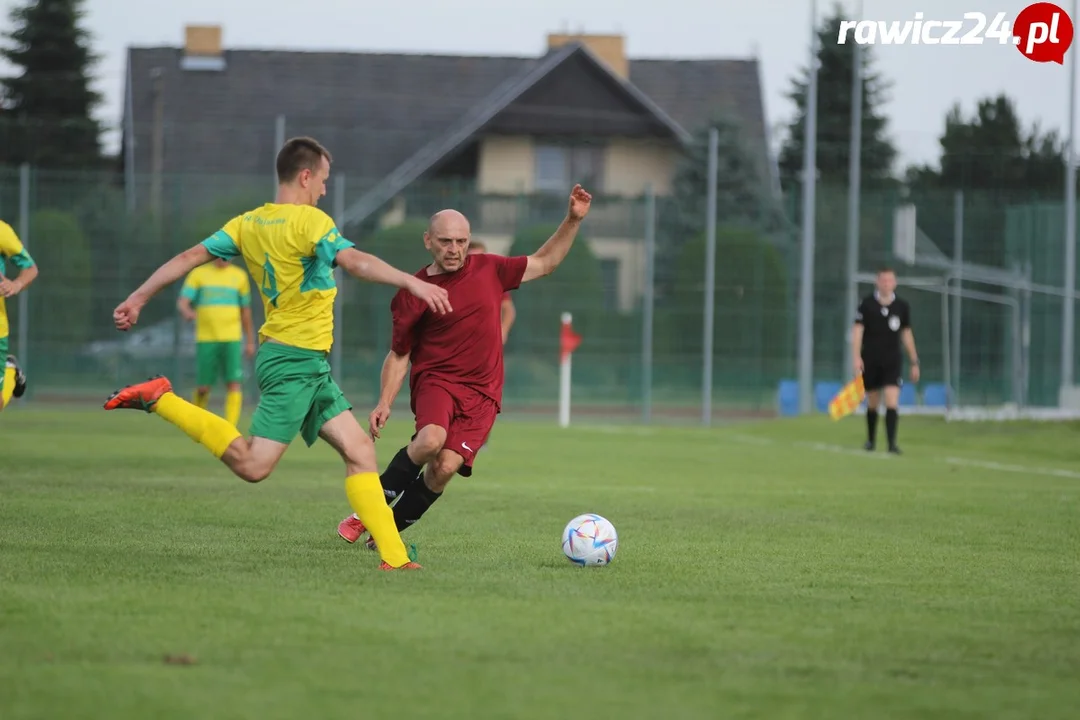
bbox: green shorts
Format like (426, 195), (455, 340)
(196, 341), (244, 386)
(0, 334), (7, 395)
(249, 342), (351, 447)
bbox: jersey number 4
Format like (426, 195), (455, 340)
(261, 253), (280, 308)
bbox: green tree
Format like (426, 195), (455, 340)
(667, 114), (785, 243)
(659, 114), (786, 297)
(0, 0), (102, 168)
(906, 94), (1064, 194)
(658, 226), (790, 384)
(778, 3), (897, 190)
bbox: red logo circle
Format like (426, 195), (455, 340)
(1014, 2), (1075, 63)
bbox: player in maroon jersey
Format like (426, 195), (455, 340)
(337, 185), (592, 547)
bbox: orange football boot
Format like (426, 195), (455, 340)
(104, 376), (173, 412)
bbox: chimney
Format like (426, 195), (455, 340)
(547, 32), (627, 79)
(181, 24), (226, 71)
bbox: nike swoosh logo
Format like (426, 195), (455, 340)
(462, 442), (473, 452)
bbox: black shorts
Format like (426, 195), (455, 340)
(863, 357), (902, 391)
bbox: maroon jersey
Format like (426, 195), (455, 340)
(391, 253), (528, 406)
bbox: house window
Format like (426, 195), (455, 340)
(534, 143), (605, 194)
(534, 145), (568, 193)
(599, 258), (619, 313)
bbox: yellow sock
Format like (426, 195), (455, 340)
(1, 367), (14, 409)
(154, 391), (242, 458)
(224, 390), (242, 428)
(193, 389), (209, 409)
(346, 472), (412, 567)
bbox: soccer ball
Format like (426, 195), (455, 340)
(561, 513), (618, 566)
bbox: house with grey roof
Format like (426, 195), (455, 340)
(122, 26), (777, 311)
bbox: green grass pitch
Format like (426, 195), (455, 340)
(2, 407), (1079, 719)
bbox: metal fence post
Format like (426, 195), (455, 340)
(702, 128), (718, 425)
(332, 173), (346, 384)
(274, 115), (286, 197)
(952, 190), (964, 403)
(17, 163), (31, 379)
(798, 0), (820, 415)
(642, 185), (655, 424)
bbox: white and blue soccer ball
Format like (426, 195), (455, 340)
(561, 513), (618, 566)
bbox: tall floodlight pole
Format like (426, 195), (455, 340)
(798, 0), (820, 414)
(1062, 0), (1078, 394)
(844, 0), (864, 377)
(702, 128), (719, 425)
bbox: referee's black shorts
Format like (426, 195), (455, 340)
(862, 355), (902, 391)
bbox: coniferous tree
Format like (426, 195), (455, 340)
(0, 0), (102, 167)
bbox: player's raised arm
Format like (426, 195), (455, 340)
(521, 184), (592, 283)
(115, 244), (214, 331)
(334, 246), (452, 315)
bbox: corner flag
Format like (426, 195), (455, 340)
(560, 313), (582, 362)
(558, 313), (581, 428)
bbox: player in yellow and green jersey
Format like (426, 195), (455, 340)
(103, 137), (452, 570)
(178, 258), (255, 427)
(0, 219), (39, 412)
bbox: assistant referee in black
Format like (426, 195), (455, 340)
(852, 268), (920, 454)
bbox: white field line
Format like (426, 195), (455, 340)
(563, 424), (1080, 481)
(726, 433), (1080, 478)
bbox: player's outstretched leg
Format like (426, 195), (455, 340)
(320, 411), (419, 570)
(105, 376), (242, 456)
(2, 354), (27, 410)
(105, 376), (296, 483)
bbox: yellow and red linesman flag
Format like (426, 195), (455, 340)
(828, 375), (865, 420)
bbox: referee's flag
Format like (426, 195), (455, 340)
(828, 375), (865, 420)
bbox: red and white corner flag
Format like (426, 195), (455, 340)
(559, 312), (582, 428)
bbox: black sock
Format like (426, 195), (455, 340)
(866, 409), (879, 445)
(391, 474), (442, 532)
(380, 446), (422, 503)
(885, 408), (899, 447)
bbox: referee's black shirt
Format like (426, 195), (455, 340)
(855, 292), (911, 362)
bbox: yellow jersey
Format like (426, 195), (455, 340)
(180, 262), (251, 343)
(201, 203), (352, 352)
(0, 220), (36, 340)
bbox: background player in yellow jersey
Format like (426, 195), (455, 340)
(104, 137), (451, 570)
(0, 219), (38, 412)
(178, 258), (256, 427)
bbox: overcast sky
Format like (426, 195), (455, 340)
(0, 0), (1068, 171)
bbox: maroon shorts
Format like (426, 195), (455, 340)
(410, 379), (499, 477)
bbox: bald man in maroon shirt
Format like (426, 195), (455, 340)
(337, 185), (593, 548)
